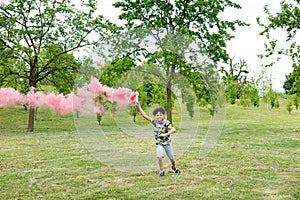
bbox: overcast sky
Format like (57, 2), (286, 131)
(97, 0), (296, 92)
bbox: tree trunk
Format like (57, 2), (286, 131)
(166, 63), (176, 124)
(166, 79), (172, 123)
(23, 104), (27, 110)
(27, 55), (38, 132)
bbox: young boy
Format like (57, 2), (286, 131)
(135, 101), (180, 176)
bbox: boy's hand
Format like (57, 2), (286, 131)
(135, 101), (140, 106)
(159, 133), (167, 138)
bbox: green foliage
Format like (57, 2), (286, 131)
(239, 79), (260, 108)
(227, 81), (237, 104)
(262, 84), (280, 109)
(257, 69), (275, 109)
(178, 63), (210, 107)
(99, 56), (135, 87)
(289, 65), (300, 94)
(293, 93), (300, 110)
(287, 100), (293, 114)
(136, 82), (176, 109)
(179, 62), (225, 117)
(220, 58), (249, 104)
(258, 0), (300, 93)
(269, 87), (279, 109)
(181, 87), (196, 119)
(114, 0), (247, 63)
(284, 94), (300, 114)
(283, 73), (294, 94)
(43, 45), (80, 95)
(283, 65), (300, 95)
(251, 90), (260, 107)
(128, 103), (138, 122)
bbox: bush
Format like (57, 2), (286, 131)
(286, 101), (293, 114)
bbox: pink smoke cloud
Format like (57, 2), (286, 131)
(22, 87), (46, 108)
(0, 87), (22, 107)
(0, 77), (139, 115)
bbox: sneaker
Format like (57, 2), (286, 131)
(172, 167), (180, 174)
(159, 171), (165, 176)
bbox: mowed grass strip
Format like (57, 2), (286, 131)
(0, 103), (299, 199)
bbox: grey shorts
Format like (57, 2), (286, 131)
(156, 143), (174, 160)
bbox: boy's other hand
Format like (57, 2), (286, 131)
(159, 133), (167, 138)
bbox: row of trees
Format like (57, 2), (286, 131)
(1, 0), (299, 132)
(220, 57), (299, 111)
(219, 0), (300, 111)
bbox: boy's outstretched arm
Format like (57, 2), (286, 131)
(135, 102), (152, 122)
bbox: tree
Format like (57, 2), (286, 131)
(287, 98), (293, 114)
(181, 87), (196, 119)
(288, 67), (300, 94)
(0, 0), (111, 132)
(283, 73), (294, 94)
(268, 85), (279, 109)
(239, 80), (259, 107)
(220, 58), (249, 103)
(257, 0), (300, 94)
(247, 79), (260, 107)
(293, 93), (299, 110)
(112, 0), (247, 123)
(251, 67), (275, 109)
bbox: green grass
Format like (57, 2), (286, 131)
(0, 101), (299, 199)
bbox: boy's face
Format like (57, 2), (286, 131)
(154, 112), (164, 123)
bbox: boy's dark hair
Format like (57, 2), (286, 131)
(153, 107), (165, 115)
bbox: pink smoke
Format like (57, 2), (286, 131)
(113, 87), (133, 107)
(89, 77), (104, 98)
(22, 87), (46, 108)
(0, 77), (139, 115)
(87, 77), (139, 107)
(45, 93), (73, 114)
(68, 92), (82, 112)
(0, 87), (22, 107)
(94, 102), (105, 115)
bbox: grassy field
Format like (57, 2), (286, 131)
(0, 101), (299, 199)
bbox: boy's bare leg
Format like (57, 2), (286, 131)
(171, 159), (176, 168)
(158, 157), (164, 171)
(171, 159), (180, 173)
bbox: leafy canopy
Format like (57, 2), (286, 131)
(0, 0), (113, 92)
(257, 0), (300, 94)
(114, 0), (247, 63)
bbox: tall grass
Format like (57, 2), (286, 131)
(0, 101), (299, 199)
